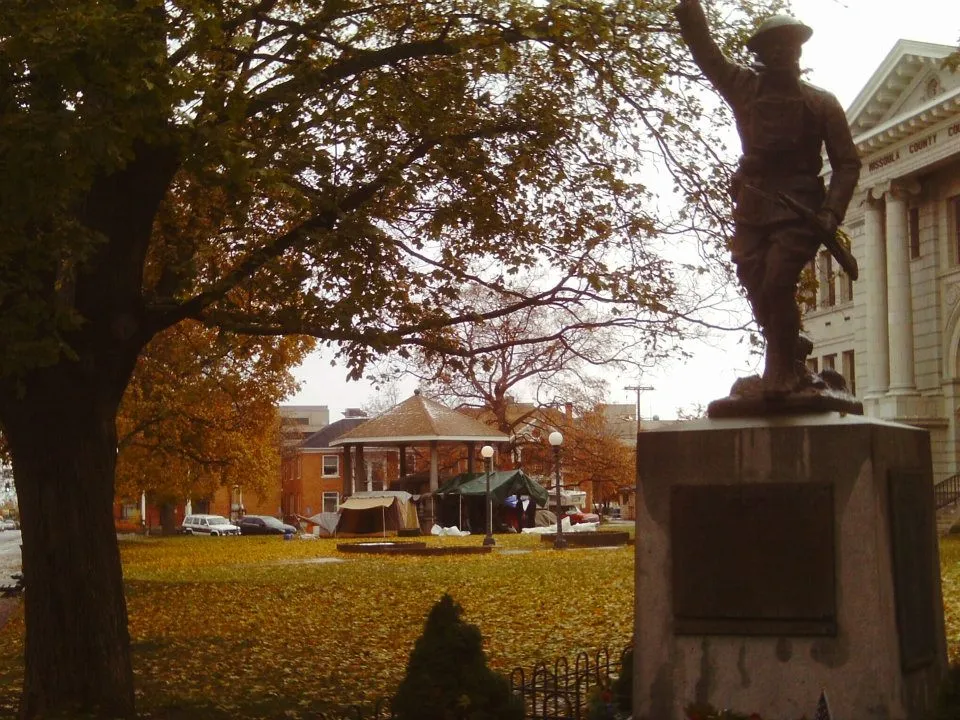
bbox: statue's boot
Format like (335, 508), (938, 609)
(762, 340), (802, 396)
(793, 333), (818, 389)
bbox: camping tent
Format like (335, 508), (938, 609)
(436, 469), (549, 505)
(335, 491), (420, 536)
(302, 512), (340, 537)
(435, 470), (549, 532)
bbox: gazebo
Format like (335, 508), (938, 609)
(330, 390), (509, 524)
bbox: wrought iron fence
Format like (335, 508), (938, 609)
(509, 645), (631, 720)
(935, 472), (960, 510)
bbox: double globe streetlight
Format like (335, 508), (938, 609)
(548, 431), (567, 550)
(480, 444), (496, 547)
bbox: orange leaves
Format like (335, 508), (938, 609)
(1, 533), (957, 716)
(115, 320), (313, 501)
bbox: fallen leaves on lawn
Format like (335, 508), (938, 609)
(0, 533), (634, 717)
(7, 531), (955, 718)
(940, 536), (960, 662)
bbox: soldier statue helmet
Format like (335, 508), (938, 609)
(746, 15), (813, 53)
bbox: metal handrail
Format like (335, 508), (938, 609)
(934, 473), (960, 510)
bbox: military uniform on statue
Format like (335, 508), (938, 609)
(673, 0), (863, 417)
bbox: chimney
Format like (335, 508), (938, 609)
(564, 402), (573, 420)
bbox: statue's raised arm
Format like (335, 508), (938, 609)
(673, 0), (749, 101)
(673, 1), (862, 406)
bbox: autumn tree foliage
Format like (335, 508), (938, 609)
(560, 406), (636, 511)
(0, 0), (766, 716)
(115, 321), (312, 513)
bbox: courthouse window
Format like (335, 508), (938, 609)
(823, 354), (837, 372)
(817, 251), (836, 308)
(842, 350), (856, 396)
(799, 261), (817, 311)
(838, 269), (854, 303)
(909, 207), (920, 259)
(806, 357), (819, 374)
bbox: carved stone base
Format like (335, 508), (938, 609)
(707, 374), (864, 419)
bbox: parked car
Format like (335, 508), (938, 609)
(237, 515), (297, 536)
(561, 507), (600, 525)
(1, 519), (17, 531)
(181, 514), (241, 536)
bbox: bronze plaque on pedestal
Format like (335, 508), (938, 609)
(671, 483), (836, 636)
(888, 470), (937, 672)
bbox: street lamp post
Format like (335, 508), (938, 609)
(481, 445), (496, 547)
(548, 431), (567, 550)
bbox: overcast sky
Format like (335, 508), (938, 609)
(287, 0), (960, 421)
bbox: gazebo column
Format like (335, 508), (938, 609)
(466, 441), (476, 476)
(365, 459), (373, 492)
(426, 440), (439, 528)
(398, 445), (407, 480)
(355, 444), (365, 494)
(342, 445), (353, 498)
(429, 441), (439, 492)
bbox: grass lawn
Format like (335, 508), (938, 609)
(0, 531), (958, 719)
(0, 532), (635, 718)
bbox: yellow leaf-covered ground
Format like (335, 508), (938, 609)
(0, 532), (957, 718)
(0, 533), (635, 718)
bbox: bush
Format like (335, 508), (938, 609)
(391, 594), (524, 720)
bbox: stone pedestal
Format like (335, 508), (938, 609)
(633, 414), (947, 720)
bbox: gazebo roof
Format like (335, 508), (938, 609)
(330, 391), (509, 446)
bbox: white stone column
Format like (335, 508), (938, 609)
(864, 191), (889, 398)
(885, 183), (918, 394)
(429, 441), (439, 492)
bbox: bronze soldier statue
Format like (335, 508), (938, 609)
(674, 0), (861, 395)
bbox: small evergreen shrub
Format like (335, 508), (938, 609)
(391, 594), (523, 720)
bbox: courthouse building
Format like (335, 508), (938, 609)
(804, 39), (960, 482)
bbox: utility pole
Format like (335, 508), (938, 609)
(624, 384), (654, 431)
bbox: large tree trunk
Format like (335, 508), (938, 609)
(3, 381), (134, 719)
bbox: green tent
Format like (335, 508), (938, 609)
(436, 469), (549, 507)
